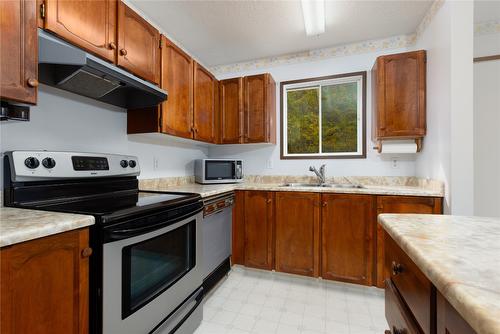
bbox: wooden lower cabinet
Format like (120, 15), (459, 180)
(0, 228), (91, 334)
(376, 196), (442, 287)
(275, 192), (320, 277)
(321, 194), (375, 285)
(437, 292), (476, 334)
(244, 191), (274, 270)
(232, 190), (245, 265)
(384, 232), (476, 334)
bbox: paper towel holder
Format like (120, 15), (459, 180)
(373, 138), (422, 153)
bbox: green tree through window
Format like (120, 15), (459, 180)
(282, 73), (365, 158)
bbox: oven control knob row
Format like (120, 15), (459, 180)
(24, 157), (40, 169)
(42, 157), (56, 169)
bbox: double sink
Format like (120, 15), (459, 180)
(281, 183), (364, 189)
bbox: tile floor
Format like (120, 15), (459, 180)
(195, 266), (388, 334)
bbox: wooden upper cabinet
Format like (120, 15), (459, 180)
(376, 195), (442, 288)
(243, 73), (276, 143)
(193, 62), (217, 143)
(321, 194), (375, 286)
(275, 192), (320, 277)
(0, 228), (90, 334)
(42, 0), (117, 63)
(219, 78), (243, 144)
(0, 0), (38, 104)
(372, 50), (426, 140)
(244, 191), (275, 270)
(160, 36), (194, 139)
(117, 1), (160, 84)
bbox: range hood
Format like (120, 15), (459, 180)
(38, 30), (167, 109)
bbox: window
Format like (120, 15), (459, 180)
(280, 72), (366, 159)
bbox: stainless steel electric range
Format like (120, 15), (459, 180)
(3, 151), (204, 334)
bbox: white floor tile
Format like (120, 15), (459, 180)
(196, 267), (385, 334)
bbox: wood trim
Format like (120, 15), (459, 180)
(473, 54), (500, 63)
(279, 71), (367, 160)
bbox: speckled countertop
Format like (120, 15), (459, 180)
(0, 206), (95, 247)
(379, 214), (500, 334)
(139, 175), (444, 198)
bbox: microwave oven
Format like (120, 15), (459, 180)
(194, 159), (243, 184)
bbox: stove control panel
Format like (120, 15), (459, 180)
(5, 151), (140, 181)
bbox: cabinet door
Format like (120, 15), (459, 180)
(117, 1), (160, 84)
(373, 50), (426, 139)
(244, 191), (274, 270)
(160, 36), (193, 139)
(376, 196), (442, 287)
(193, 62), (216, 143)
(43, 0), (116, 63)
(219, 78), (243, 144)
(0, 0), (38, 104)
(0, 229), (90, 334)
(322, 194), (375, 285)
(244, 74), (266, 143)
(232, 190), (245, 265)
(275, 192), (320, 277)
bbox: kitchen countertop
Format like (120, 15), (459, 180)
(378, 214), (500, 334)
(0, 206), (95, 247)
(140, 182), (444, 198)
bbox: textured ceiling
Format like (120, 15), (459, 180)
(130, 0), (434, 67)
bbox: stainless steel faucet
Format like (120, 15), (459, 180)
(309, 164), (326, 184)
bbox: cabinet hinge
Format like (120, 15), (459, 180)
(159, 39), (163, 49)
(40, 2), (46, 19)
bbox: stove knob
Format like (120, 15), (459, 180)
(128, 160), (136, 168)
(120, 160), (128, 168)
(24, 157), (40, 169)
(42, 157), (56, 169)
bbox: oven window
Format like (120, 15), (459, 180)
(205, 161), (234, 180)
(122, 220), (196, 318)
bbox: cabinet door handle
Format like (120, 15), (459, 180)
(322, 201), (327, 207)
(81, 247), (93, 258)
(108, 42), (117, 50)
(120, 49), (128, 56)
(267, 199), (272, 204)
(391, 261), (404, 275)
(27, 78), (38, 87)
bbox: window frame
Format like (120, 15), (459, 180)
(280, 71), (367, 159)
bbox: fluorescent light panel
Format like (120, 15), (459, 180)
(301, 0), (325, 36)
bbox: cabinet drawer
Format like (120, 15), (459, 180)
(385, 233), (434, 334)
(385, 279), (422, 334)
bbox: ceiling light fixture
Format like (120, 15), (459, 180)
(301, 0), (325, 36)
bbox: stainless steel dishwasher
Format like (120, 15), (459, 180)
(202, 193), (233, 293)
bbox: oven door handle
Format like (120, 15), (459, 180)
(104, 211), (195, 241)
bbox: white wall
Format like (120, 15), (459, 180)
(415, 1), (474, 215)
(0, 85), (208, 185)
(473, 28), (500, 217)
(209, 48), (418, 177)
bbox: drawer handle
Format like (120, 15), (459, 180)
(392, 261), (404, 275)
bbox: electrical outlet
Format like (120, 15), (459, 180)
(266, 159), (273, 169)
(153, 156), (159, 170)
(392, 159), (399, 169)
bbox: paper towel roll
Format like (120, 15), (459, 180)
(380, 140), (418, 154)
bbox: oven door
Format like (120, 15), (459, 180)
(102, 211), (203, 334)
